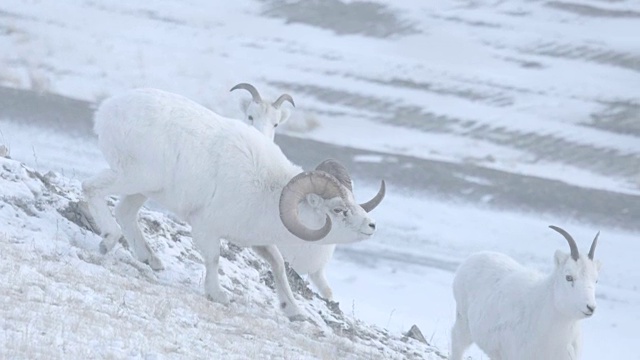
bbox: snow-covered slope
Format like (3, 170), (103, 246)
(0, 0), (638, 194)
(0, 156), (444, 359)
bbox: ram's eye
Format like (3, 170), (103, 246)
(332, 208), (343, 214)
(565, 275), (574, 282)
(274, 123), (278, 128)
(248, 115), (254, 122)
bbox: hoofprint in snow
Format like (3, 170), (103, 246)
(0, 156), (444, 359)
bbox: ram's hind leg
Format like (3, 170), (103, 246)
(115, 194), (163, 270)
(253, 245), (304, 321)
(450, 309), (473, 360)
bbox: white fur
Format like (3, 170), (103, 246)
(451, 247), (601, 360)
(241, 103), (336, 300)
(242, 100), (291, 140)
(82, 88), (376, 319)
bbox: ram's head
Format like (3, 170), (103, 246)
(231, 83), (294, 140)
(279, 159), (385, 241)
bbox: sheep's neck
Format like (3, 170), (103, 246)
(529, 275), (578, 351)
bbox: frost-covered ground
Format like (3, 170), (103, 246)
(0, 157), (443, 359)
(0, 0), (639, 359)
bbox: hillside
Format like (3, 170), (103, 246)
(0, 155), (444, 359)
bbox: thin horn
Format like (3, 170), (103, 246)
(549, 225), (580, 261)
(273, 94), (295, 108)
(230, 83), (262, 103)
(360, 180), (386, 212)
(588, 231), (599, 260)
(279, 171), (346, 241)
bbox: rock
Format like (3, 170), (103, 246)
(404, 324), (429, 345)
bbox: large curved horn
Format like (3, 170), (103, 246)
(279, 171), (347, 241)
(273, 94), (295, 108)
(316, 159), (352, 191)
(360, 180), (386, 212)
(549, 225), (579, 261)
(230, 83), (262, 103)
(588, 231), (599, 260)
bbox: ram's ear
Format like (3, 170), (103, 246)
(554, 250), (569, 267)
(239, 98), (251, 112)
(279, 108), (291, 125)
(594, 259), (602, 271)
(305, 193), (323, 209)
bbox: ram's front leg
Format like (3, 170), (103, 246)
(253, 245), (304, 321)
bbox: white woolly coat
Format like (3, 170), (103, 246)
(453, 252), (582, 360)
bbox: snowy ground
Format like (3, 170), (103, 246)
(0, 0), (639, 359)
(0, 157), (443, 359)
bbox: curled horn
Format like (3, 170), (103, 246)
(230, 83), (262, 103)
(549, 225), (580, 261)
(273, 94), (295, 109)
(316, 159), (353, 191)
(279, 171), (347, 241)
(588, 231), (599, 260)
(315, 159), (385, 212)
(360, 180), (386, 213)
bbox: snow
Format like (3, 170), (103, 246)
(0, 157), (442, 359)
(1, 0), (639, 194)
(0, 0), (638, 358)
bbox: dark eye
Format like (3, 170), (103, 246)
(565, 275), (574, 282)
(332, 208), (343, 214)
(248, 115), (254, 122)
(274, 123), (278, 128)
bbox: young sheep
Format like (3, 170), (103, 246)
(82, 88), (386, 320)
(230, 83), (294, 140)
(450, 225), (601, 360)
(232, 85), (366, 300)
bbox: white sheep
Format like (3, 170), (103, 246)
(450, 225), (601, 360)
(230, 83), (294, 140)
(276, 159), (381, 301)
(231, 83), (367, 300)
(82, 88), (386, 320)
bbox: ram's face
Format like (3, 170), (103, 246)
(244, 102), (290, 141)
(279, 162), (386, 243)
(553, 252), (601, 319)
(305, 192), (377, 240)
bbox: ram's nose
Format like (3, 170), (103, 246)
(584, 304), (596, 317)
(368, 222), (376, 230)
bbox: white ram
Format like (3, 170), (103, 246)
(82, 88), (386, 320)
(231, 83), (371, 300)
(450, 225), (601, 360)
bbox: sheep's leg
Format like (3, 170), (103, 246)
(450, 310), (472, 360)
(309, 268), (333, 300)
(114, 194), (163, 270)
(191, 228), (229, 305)
(253, 245), (304, 321)
(82, 170), (126, 253)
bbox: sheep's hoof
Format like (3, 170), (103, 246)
(99, 241), (108, 255)
(144, 256), (165, 271)
(206, 291), (230, 306)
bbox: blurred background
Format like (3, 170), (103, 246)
(0, 1), (638, 358)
